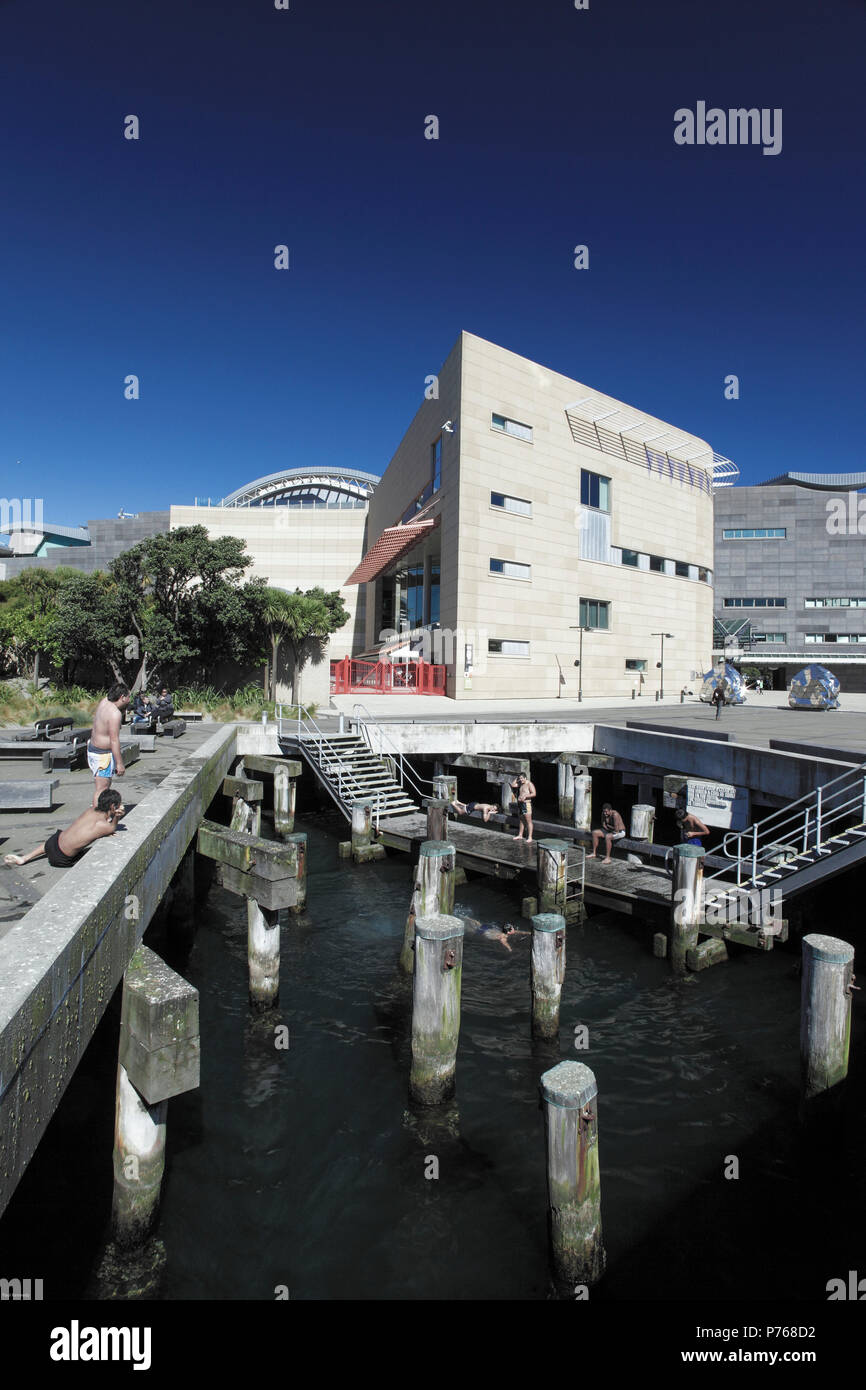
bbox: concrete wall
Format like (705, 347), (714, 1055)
(0, 512), (171, 579)
(171, 504), (371, 708)
(0, 724), (237, 1218)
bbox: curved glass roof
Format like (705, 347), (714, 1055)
(220, 468), (379, 508)
(760, 471), (866, 491)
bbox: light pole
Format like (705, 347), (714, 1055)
(569, 625), (591, 702)
(651, 632), (674, 700)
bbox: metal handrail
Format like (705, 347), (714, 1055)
(278, 704), (380, 816)
(703, 760), (866, 889)
(351, 701), (435, 804)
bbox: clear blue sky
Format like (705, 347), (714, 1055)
(1, 0), (864, 528)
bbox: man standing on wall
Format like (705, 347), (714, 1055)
(88, 683), (130, 808)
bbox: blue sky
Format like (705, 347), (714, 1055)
(1, 0), (864, 528)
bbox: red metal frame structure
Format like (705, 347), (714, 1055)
(331, 658), (446, 695)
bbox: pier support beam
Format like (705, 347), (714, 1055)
(409, 914), (464, 1105)
(540, 1061), (605, 1290)
(800, 934), (855, 1118)
(112, 946), (200, 1249)
(284, 832), (307, 913)
(531, 914), (566, 1041)
(400, 841), (455, 974)
(669, 845), (705, 976)
(351, 798), (385, 864)
(572, 772), (591, 834)
(557, 763), (575, 822)
(273, 763), (296, 836)
(537, 839), (569, 915)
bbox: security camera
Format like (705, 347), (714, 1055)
(441, 420), (454, 433)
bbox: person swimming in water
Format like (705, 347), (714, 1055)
(460, 917), (528, 952)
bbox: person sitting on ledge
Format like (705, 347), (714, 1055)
(4, 789), (126, 869)
(131, 691), (154, 723)
(589, 803), (626, 864)
(451, 798), (498, 822)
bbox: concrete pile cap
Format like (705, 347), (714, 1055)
(420, 841), (452, 857)
(539, 838), (570, 852)
(541, 1060), (597, 1109)
(415, 914), (464, 941)
(677, 844), (706, 858)
(532, 913), (566, 933)
(802, 934), (854, 965)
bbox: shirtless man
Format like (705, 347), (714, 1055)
(676, 810), (710, 846)
(451, 798), (498, 823)
(510, 773), (537, 842)
(589, 803), (626, 864)
(5, 789), (126, 869)
(88, 683), (131, 808)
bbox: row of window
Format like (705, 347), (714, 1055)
(805, 633), (866, 644)
(805, 597), (866, 608)
(722, 527), (786, 539)
(723, 597), (787, 608)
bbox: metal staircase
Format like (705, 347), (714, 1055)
(277, 705), (423, 824)
(703, 759), (866, 917)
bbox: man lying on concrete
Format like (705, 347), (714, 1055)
(451, 797), (499, 823)
(4, 790), (126, 869)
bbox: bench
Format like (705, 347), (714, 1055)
(175, 710), (204, 721)
(42, 743), (87, 772)
(34, 716), (73, 735)
(0, 778), (61, 810)
(159, 720), (186, 739)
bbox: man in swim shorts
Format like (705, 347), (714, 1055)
(88, 683), (131, 808)
(510, 773), (537, 843)
(4, 789), (126, 869)
(676, 810), (710, 847)
(451, 798), (498, 822)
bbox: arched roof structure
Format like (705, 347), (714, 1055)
(220, 467), (379, 508)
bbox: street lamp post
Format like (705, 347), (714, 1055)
(569, 624), (590, 702)
(651, 632), (675, 700)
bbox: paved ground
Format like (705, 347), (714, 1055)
(0, 720), (220, 937)
(328, 692), (866, 757)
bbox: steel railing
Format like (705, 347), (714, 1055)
(277, 703), (390, 828)
(703, 760), (866, 890)
(351, 702), (435, 808)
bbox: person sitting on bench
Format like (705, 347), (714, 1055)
(131, 691), (154, 724)
(4, 789), (126, 869)
(154, 687), (175, 722)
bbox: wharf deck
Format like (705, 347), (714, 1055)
(377, 811), (673, 920)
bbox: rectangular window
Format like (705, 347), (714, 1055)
(625, 659), (647, 671)
(488, 638), (530, 657)
(579, 597), (610, 630)
(722, 527), (786, 539)
(805, 597), (866, 608)
(675, 560), (690, 578)
(649, 554), (665, 572)
(621, 548), (640, 567)
(723, 597), (787, 608)
(580, 469), (611, 511)
(491, 413), (533, 442)
(490, 491), (532, 517)
(698, 567), (709, 583)
(490, 558), (531, 580)
(752, 633), (787, 644)
(431, 437), (442, 493)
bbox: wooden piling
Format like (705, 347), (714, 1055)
(433, 774), (457, 803)
(537, 839), (569, 914)
(531, 913), (567, 1040)
(572, 772), (591, 833)
(351, 797), (385, 863)
(230, 793), (260, 836)
(112, 946), (199, 1249)
(800, 934), (855, 1113)
(540, 1060), (605, 1288)
(400, 842), (455, 974)
(273, 762), (296, 836)
(424, 796), (450, 842)
(669, 844), (705, 975)
(247, 900), (281, 1008)
(557, 763), (575, 821)
(629, 803), (655, 841)
(500, 778), (515, 813)
(409, 913), (464, 1105)
(284, 831), (307, 912)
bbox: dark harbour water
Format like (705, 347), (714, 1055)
(2, 805), (865, 1302)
